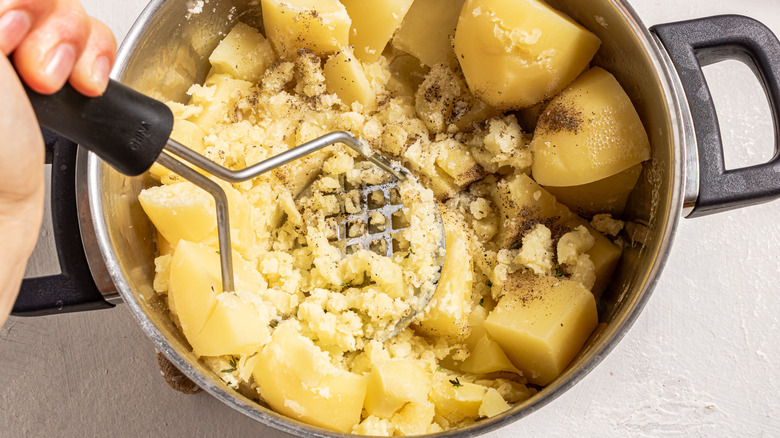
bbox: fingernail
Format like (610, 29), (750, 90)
(44, 43), (77, 87)
(91, 56), (110, 93)
(0, 10), (32, 54)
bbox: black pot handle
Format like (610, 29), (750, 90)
(652, 15), (780, 218)
(13, 129), (113, 315)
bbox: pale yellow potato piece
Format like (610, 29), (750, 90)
(459, 305), (522, 374)
(341, 0), (414, 63)
(490, 173), (621, 298)
(391, 402), (436, 436)
(460, 335), (521, 375)
(364, 359), (430, 418)
(434, 139), (486, 188)
(544, 164), (643, 217)
(190, 74), (253, 129)
(430, 376), (488, 423)
(392, 0), (466, 68)
(261, 0), (351, 59)
(167, 240), (222, 341)
(484, 273), (598, 386)
(253, 323), (368, 432)
(139, 182), (217, 246)
(323, 48), (376, 108)
(479, 388), (511, 418)
(189, 292), (271, 357)
(531, 67), (651, 186)
(138, 182), (256, 256)
(415, 206), (473, 339)
(453, 0), (601, 110)
(208, 22), (276, 83)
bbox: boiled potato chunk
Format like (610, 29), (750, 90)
(167, 240), (222, 340)
(190, 74), (253, 128)
(490, 173), (621, 298)
(415, 207), (473, 339)
(453, 0), (601, 110)
(430, 376), (488, 423)
(460, 335), (521, 375)
(484, 273), (598, 386)
(139, 182), (256, 256)
(139, 182), (216, 246)
(168, 240), (270, 354)
(544, 164), (642, 217)
(323, 48), (376, 108)
(404, 141), (461, 201)
(391, 402), (436, 436)
(392, 0), (466, 68)
(253, 323), (368, 432)
(364, 359), (430, 418)
(261, 0), (351, 59)
(434, 139), (486, 188)
(208, 22), (275, 83)
(189, 292), (271, 357)
(341, 0), (414, 63)
(532, 67), (651, 186)
(479, 388), (511, 418)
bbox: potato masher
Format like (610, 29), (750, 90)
(25, 79), (445, 337)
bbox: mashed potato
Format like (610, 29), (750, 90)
(139, 1), (643, 433)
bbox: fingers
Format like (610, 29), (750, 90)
(12, 0), (90, 94)
(2, 0), (116, 96)
(0, 0), (57, 54)
(68, 17), (115, 96)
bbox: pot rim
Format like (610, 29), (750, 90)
(83, 0), (687, 435)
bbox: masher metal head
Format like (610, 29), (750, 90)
(156, 131), (446, 339)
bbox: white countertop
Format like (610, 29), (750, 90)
(3, 0), (780, 436)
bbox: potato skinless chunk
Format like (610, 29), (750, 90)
(485, 273), (598, 386)
(392, 0), (466, 68)
(261, 0), (351, 59)
(453, 0), (601, 110)
(544, 164), (643, 217)
(341, 0), (414, 63)
(208, 22), (275, 83)
(531, 67), (651, 186)
(253, 323), (368, 432)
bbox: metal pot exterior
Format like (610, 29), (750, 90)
(84, 1), (686, 436)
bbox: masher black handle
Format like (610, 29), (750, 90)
(25, 79), (173, 176)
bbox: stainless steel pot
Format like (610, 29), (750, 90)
(15, 0), (780, 436)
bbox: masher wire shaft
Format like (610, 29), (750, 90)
(157, 131), (401, 293)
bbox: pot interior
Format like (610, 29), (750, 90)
(90, 0), (682, 435)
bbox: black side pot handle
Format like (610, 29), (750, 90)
(13, 129), (113, 315)
(652, 15), (780, 218)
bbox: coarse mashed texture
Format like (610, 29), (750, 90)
(139, 0), (650, 434)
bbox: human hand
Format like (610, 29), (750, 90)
(0, 0), (117, 325)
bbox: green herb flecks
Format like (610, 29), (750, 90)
(479, 297), (484, 307)
(509, 242), (520, 250)
(449, 377), (462, 387)
(340, 283), (352, 287)
(269, 320), (279, 329)
(555, 263), (565, 277)
(221, 356), (238, 373)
